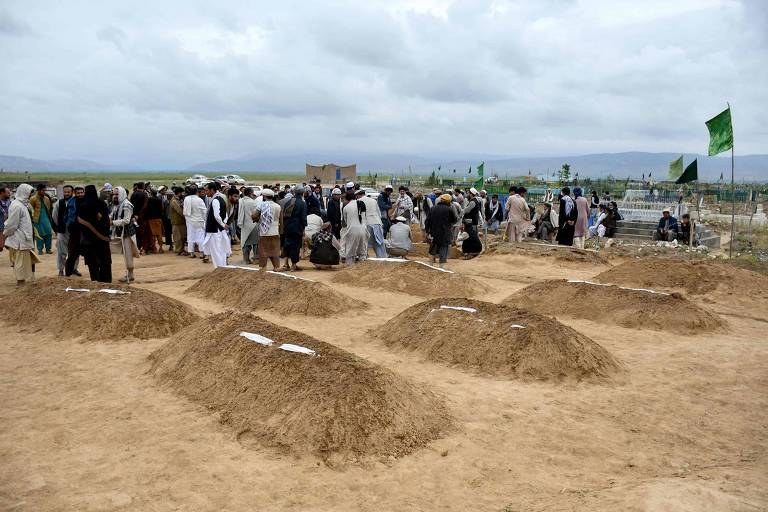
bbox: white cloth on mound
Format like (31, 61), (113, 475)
(278, 344), (316, 356)
(240, 331), (274, 346)
(439, 305), (476, 313)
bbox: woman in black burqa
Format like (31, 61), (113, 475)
(556, 186), (577, 246)
(78, 184), (112, 282)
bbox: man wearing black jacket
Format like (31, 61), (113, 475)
(484, 194), (504, 233)
(130, 182), (148, 253)
(51, 185), (80, 277)
(64, 186), (85, 277)
(425, 194), (458, 268)
(326, 188), (342, 239)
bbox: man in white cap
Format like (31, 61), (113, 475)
(341, 190), (368, 265)
(237, 187), (261, 264)
(385, 215), (412, 257)
(327, 188), (343, 239)
(200, 182), (231, 268)
(254, 188), (281, 270)
(357, 188), (386, 258)
(183, 185), (207, 259)
(100, 183), (113, 203)
(654, 207), (678, 242)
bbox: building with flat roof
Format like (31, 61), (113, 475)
(306, 163), (356, 183)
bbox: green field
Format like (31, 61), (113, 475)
(0, 171), (304, 190)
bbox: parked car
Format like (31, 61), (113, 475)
(185, 174), (212, 187)
(361, 187), (380, 199)
(226, 174), (245, 185)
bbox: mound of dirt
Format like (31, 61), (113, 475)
(149, 311), (451, 463)
(408, 243), (463, 260)
(373, 298), (621, 381)
(187, 267), (364, 315)
(504, 279), (724, 334)
(595, 259), (768, 300)
(332, 259), (480, 298)
(486, 240), (608, 265)
(4, 277), (198, 340)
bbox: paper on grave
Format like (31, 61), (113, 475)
(413, 260), (454, 273)
(65, 287), (90, 293)
(510, 324), (526, 329)
(239, 331), (275, 346)
(567, 279), (669, 295)
(567, 280), (610, 287)
(224, 264), (260, 272)
(439, 305), (477, 313)
(98, 289), (130, 294)
(266, 270), (315, 282)
(278, 344), (317, 356)
(619, 286), (670, 295)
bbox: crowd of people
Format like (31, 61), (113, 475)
(497, 186), (625, 249)
(0, 179), (695, 287)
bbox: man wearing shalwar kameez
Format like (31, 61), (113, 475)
(183, 186), (207, 259)
(29, 184), (53, 254)
(237, 188), (261, 264)
(358, 189), (386, 258)
(505, 187), (530, 242)
(341, 194), (368, 266)
(3, 184), (41, 285)
(201, 183), (231, 268)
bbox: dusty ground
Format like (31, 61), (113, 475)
(1, 245), (766, 511)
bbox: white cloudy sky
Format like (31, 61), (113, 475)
(1, 0), (766, 168)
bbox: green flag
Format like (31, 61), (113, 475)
(675, 158), (698, 184)
(668, 155), (684, 180)
(475, 161), (484, 188)
(705, 107), (733, 156)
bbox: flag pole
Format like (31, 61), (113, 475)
(728, 101), (735, 259)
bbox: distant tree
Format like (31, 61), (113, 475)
(558, 163), (571, 186)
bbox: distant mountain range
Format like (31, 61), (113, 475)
(2, 151), (767, 181)
(0, 154), (125, 172)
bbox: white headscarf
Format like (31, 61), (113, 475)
(115, 186), (128, 204)
(14, 184), (33, 205)
(562, 195), (574, 216)
(114, 186), (132, 220)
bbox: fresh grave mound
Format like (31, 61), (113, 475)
(594, 259), (768, 299)
(4, 277), (199, 340)
(149, 311), (451, 462)
(332, 259), (480, 298)
(408, 243), (463, 259)
(373, 298), (621, 381)
(186, 266), (364, 316)
(503, 279), (724, 334)
(486, 240), (608, 265)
